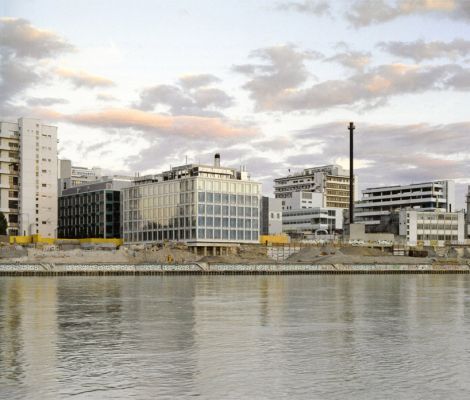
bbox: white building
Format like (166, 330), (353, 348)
(122, 155), (261, 253)
(0, 118), (57, 237)
(282, 207), (343, 237)
(274, 164), (357, 209)
(58, 159), (102, 194)
(260, 197), (282, 235)
(398, 209), (464, 246)
(281, 191), (325, 210)
(355, 180), (455, 231)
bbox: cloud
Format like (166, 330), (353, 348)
(236, 44), (468, 111)
(192, 88), (233, 108)
(26, 97), (68, 106)
(275, 0), (330, 16)
(0, 17), (74, 58)
(325, 50), (371, 71)
(233, 44), (319, 111)
(56, 68), (115, 88)
(179, 73), (221, 89)
(47, 108), (258, 140)
(0, 18), (74, 114)
(135, 76), (233, 116)
(0, 55), (40, 114)
(347, 0), (470, 27)
(379, 39), (470, 62)
(96, 93), (118, 102)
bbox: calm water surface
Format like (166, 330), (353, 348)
(1, 275), (470, 399)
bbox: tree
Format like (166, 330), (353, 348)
(0, 212), (7, 236)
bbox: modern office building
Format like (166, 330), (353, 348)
(260, 197), (282, 235)
(58, 159), (102, 194)
(355, 180), (455, 231)
(274, 164), (357, 208)
(398, 209), (464, 246)
(282, 207), (343, 237)
(58, 176), (133, 238)
(122, 155), (261, 252)
(0, 118), (57, 237)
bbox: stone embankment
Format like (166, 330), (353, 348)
(0, 263), (469, 275)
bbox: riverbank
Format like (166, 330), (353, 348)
(1, 263), (469, 275)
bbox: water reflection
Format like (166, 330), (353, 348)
(0, 275), (470, 399)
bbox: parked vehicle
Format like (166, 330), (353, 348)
(349, 239), (365, 246)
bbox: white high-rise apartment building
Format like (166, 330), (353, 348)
(0, 118), (57, 237)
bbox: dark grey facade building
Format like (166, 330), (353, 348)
(58, 177), (133, 239)
(260, 196), (283, 236)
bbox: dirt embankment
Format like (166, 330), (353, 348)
(285, 245), (470, 265)
(1, 243), (469, 265)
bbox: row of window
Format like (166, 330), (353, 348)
(198, 205), (258, 217)
(198, 229), (258, 240)
(198, 192), (258, 206)
(198, 217), (259, 229)
(416, 235), (458, 241)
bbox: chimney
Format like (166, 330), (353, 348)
(214, 153), (220, 167)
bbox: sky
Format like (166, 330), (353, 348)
(1, 0), (470, 208)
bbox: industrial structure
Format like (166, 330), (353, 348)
(274, 164), (356, 209)
(355, 180), (455, 232)
(121, 155), (261, 253)
(0, 118), (57, 237)
(58, 176), (134, 239)
(282, 207), (343, 238)
(273, 164), (354, 237)
(398, 209), (464, 246)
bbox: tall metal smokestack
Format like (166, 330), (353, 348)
(214, 153), (220, 167)
(348, 122), (355, 225)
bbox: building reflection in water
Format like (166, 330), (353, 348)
(0, 275), (469, 399)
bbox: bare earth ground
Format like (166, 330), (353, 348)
(1, 244), (470, 265)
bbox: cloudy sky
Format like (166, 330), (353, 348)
(1, 0), (470, 207)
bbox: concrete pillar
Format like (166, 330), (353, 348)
(212, 246), (216, 256)
(203, 247), (207, 256)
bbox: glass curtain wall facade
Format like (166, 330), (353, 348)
(122, 177), (261, 244)
(58, 190), (121, 238)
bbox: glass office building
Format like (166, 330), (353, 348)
(58, 177), (134, 239)
(122, 158), (261, 246)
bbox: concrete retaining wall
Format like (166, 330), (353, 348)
(0, 263), (469, 275)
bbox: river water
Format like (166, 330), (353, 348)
(0, 275), (470, 399)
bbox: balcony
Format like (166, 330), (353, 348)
(0, 132), (19, 139)
(0, 156), (18, 163)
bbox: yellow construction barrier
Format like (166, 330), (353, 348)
(9, 235), (123, 247)
(260, 234), (290, 246)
